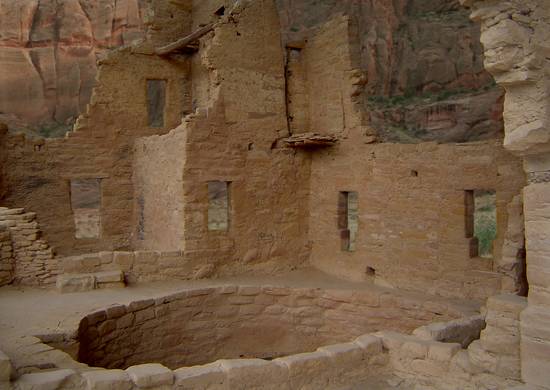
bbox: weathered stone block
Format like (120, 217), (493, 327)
(220, 359), (289, 390)
(56, 274), (96, 293)
(174, 362), (225, 389)
(318, 342), (364, 367)
(126, 363), (173, 388)
(95, 270), (124, 284)
(128, 299), (154, 312)
(15, 369), (76, 390)
(105, 305), (127, 319)
(401, 340), (429, 359)
(353, 334), (383, 355)
(114, 252), (135, 271)
(275, 351), (331, 389)
(486, 294), (527, 317)
(82, 369), (132, 390)
(428, 342), (461, 362)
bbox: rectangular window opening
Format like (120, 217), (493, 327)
(147, 79), (167, 128)
(208, 181), (230, 232)
(465, 189), (496, 258)
(70, 179), (101, 239)
(338, 191), (358, 252)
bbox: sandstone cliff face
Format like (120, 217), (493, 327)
(0, 0), (148, 136)
(276, 0), (503, 142)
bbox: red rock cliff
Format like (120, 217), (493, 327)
(0, 0), (147, 136)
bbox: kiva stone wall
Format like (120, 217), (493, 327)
(76, 285), (464, 370)
(6, 336), (388, 390)
(379, 294), (527, 389)
(1, 290), (523, 389)
(0, 206), (56, 285)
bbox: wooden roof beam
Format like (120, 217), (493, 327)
(155, 23), (215, 56)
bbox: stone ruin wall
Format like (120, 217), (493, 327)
(0, 206), (55, 286)
(178, 0), (313, 277)
(0, 38), (191, 257)
(0, 0), (529, 302)
(310, 141), (525, 299)
(285, 13), (526, 299)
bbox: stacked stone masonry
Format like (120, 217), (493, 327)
(0, 224), (13, 286)
(0, 285), (483, 389)
(76, 285), (464, 370)
(0, 206), (55, 286)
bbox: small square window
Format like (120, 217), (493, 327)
(70, 179), (101, 239)
(147, 79), (167, 128)
(208, 181), (230, 231)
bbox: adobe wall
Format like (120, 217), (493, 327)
(178, 0), (312, 276)
(309, 140), (525, 300)
(0, 45), (191, 256)
(305, 16), (366, 137)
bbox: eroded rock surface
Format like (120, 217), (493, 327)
(0, 0), (147, 136)
(276, 0), (502, 142)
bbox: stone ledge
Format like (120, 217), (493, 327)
(56, 271), (125, 294)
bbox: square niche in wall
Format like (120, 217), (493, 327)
(70, 179), (101, 239)
(338, 191), (358, 251)
(147, 79), (167, 128)
(208, 181), (230, 232)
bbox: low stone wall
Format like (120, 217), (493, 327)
(8, 336), (389, 390)
(0, 207), (56, 285)
(76, 285), (464, 370)
(0, 224), (14, 286)
(380, 293), (527, 389)
(59, 250), (213, 284)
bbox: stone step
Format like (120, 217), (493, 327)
(56, 270), (125, 294)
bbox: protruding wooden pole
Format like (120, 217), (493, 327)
(155, 23), (215, 56)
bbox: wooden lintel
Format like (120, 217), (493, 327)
(155, 23), (215, 56)
(283, 132), (338, 149)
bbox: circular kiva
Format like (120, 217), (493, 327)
(76, 285), (460, 370)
